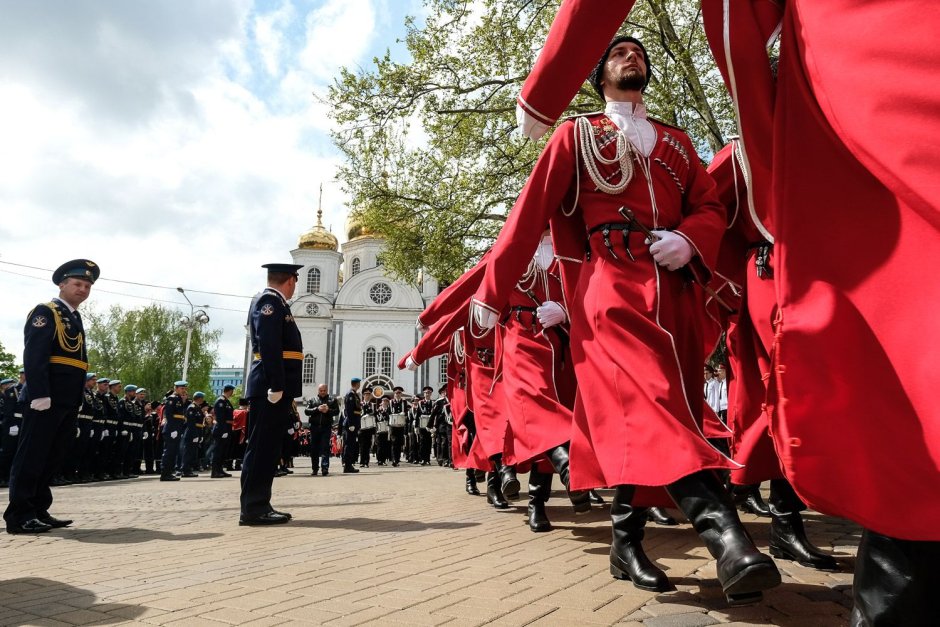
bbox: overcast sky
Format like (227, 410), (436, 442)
(0, 0), (425, 369)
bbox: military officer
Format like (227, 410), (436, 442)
(240, 262), (303, 526)
(388, 386), (407, 467)
(128, 388), (148, 476)
(140, 395), (158, 475)
(0, 377), (23, 488)
(100, 379), (121, 479)
(114, 384), (138, 479)
(210, 384), (235, 478)
(430, 385), (452, 467)
(181, 391), (206, 477)
(159, 381), (189, 481)
(66, 373), (98, 483)
(4, 259), (98, 534)
(341, 377), (362, 473)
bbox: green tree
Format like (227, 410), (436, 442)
(328, 0), (734, 283)
(84, 304), (220, 397)
(0, 340), (20, 380)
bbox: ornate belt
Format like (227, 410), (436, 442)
(49, 356), (89, 370)
(253, 351), (304, 361)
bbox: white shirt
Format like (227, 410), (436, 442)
(604, 101), (656, 157)
(705, 378), (721, 413)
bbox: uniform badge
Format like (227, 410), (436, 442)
(32, 316), (48, 328)
(260, 304), (274, 316)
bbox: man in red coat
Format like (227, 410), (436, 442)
(471, 36), (779, 603)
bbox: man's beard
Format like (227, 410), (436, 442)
(615, 69), (646, 91)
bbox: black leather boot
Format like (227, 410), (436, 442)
(589, 490), (606, 505)
(609, 485), (673, 592)
(491, 454), (520, 500)
(666, 471), (781, 605)
(486, 472), (508, 509)
(768, 479), (838, 571)
(733, 483), (772, 518)
(527, 469), (552, 532)
(545, 444), (591, 514)
(850, 529), (940, 627)
(648, 507), (679, 526)
(465, 469), (481, 496)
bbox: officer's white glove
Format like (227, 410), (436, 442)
(472, 305), (498, 330)
(193, 436), (199, 443)
(287, 428), (295, 435)
(536, 301), (567, 328)
(142, 431), (148, 440)
(121, 430), (128, 437)
(10, 425), (20, 436)
(267, 389), (283, 404)
(221, 432), (228, 439)
(647, 231), (693, 271)
(129, 433), (134, 442)
(90, 429), (95, 438)
(76, 427), (81, 438)
(170, 430), (178, 439)
(100, 430), (109, 440)
(30, 397), (52, 411)
(348, 426), (355, 432)
(405, 355), (419, 371)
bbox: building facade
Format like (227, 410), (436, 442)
(209, 367), (243, 397)
(275, 209), (444, 401)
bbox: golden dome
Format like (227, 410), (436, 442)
(346, 212), (378, 241)
(298, 208), (339, 251)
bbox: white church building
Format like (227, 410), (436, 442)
(286, 208), (446, 399)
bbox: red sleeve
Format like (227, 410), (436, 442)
(418, 253), (488, 328)
(473, 121), (578, 314)
(410, 307), (468, 365)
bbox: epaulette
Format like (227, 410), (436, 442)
(561, 110), (605, 123)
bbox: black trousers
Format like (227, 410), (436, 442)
(210, 433), (231, 474)
(3, 403), (76, 526)
(182, 432), (200, 473)
(308, 424), (332, 470)
(375, 431), (390, 463)
(142, 431), (155, 472)
(418, 429), (432, 463)
(160, 430), (182, 477)
(240, 396), (289, 517)
(342, 428), (359, 467)
(0, 417), (23, 481)
(358, 430), (374, 466)
(389, 427), (405, 463)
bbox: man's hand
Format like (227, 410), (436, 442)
(348, 426), (355, 432)
(170, 430), (178, 439)
(318, 403), (328, 412)
(647, 231), (693, 271)
(30, 397), (51, 411)
(536, 301), (567, 328)
(267, 389), (283, 404)
(405, 356), (419, 371)
(287, 428), (295, 435)
(472, 305), (498, 330)
(9, 425), (19, 436)
(100, 429), (109, 440)
(142, 431), (148, 440)
(121, 430), (128, 437)
(193, 437), (199, 443)
(221, 432), (228, 439)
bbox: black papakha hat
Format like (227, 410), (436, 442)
(53, 259), (100, 285)
(588, 35), (653, 99)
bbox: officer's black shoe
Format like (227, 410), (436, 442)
(210, 472), (227, 478)
(310, 469), (319, 476)
(527, 469), (553, 533)
(589, 490), (606, 505)
(321, 469), (329, 476)
(39, 515), (72, 528)
(648, 507), (679, 526)
(271, 509), (292, 519)
(181, 472), (199, 478)
(734, 484), (772, 518)
(609, 485), (673, 592)
(667, 471), (781, 605)
(160, 475), (181, 481)
(546, 444), (591, 514)
(486, 472), (509, 509)
(767, 479), (838, 571)
(465, 470), (481, 496)
(50, 475), (70, 487)
(239, 512), (289, 526)
(274, 469), (288, 477)
(7, 518), (53, 534)
(343, 465), (359, 473)
(391, 462), (399, 467)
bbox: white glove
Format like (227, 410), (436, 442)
(647, 231), (693, 271)
(76, 427), (81, 438)
(121, 430), (128, 437)
(170, 430), (178, 440)
(221, 432), (228, 439)
(267, 389), (283, 404)
(100, 430), (108, 441)
(536, 301), (567, 328)
(405, 355), (419, 371)
(472, 305), (498, 330)
(9, 425), (19, 436)
(142, 432), (149, 440)
(294, 421), (301, 429)
(90, 429), (95, 438)
(191, 436), (198, 443)
(286, 428), (294, 435)
(129, 433), (134, 442)
(348, 426), (355, 432)
(30, 397), (52, 411)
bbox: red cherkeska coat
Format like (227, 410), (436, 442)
(473, 113), (738, 491)
(702, 0), (940, 540)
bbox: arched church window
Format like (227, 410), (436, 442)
(369, 282), (392, 305)
(351, 257), (361, 276)
(302, 354), (316, 384)
(306, 267), (321, 294)
(363, 346), (377, 377)
(380, 347), (393, 377)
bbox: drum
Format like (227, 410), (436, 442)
(389, 413), (406, 428)
(361, 414), (376, 430)
(377, 420), (389, 434)
(419, 414), (431, 430)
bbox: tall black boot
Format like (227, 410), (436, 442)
(486, 472), (508, 509)
(491, 454), (520, 500)
(527, 469), (552, 532)
(666, 471), (781, 605)
(733, 483), (772, 517)
(545, 444), (591, 514)
(609, 485), (673, 592)
(850, 529), (940, 627)
(589, 490), (605, 505)
(768, 479), (838, 571)
(465, 469), (481, 496)
(648, 507), (679, 526)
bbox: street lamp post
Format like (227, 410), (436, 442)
(177, 287), (210, 382)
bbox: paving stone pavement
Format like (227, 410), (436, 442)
(0, 459), (860, 626)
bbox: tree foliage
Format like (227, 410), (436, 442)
(0, 340), (20, 381)
(84, 304), (220, 397)
(328, 0), (734, 283)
